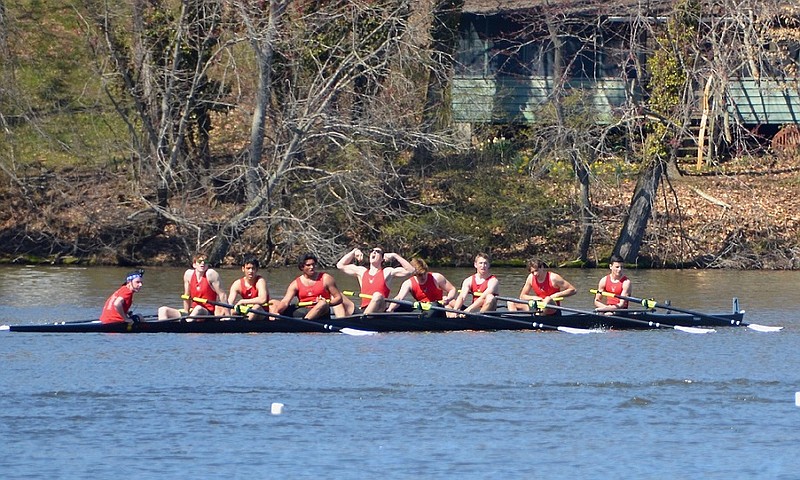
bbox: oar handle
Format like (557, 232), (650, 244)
(185, 295), (273, 311)
(589, 289), (655, 308)
(411, 300), (445, 311)
(497, 295), (563, 311)
(343, 290), (372, 299)
(188, 296), (262, 314)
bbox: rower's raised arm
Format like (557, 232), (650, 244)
(337, 248), (364, 276)
(384, 252), (414, 278)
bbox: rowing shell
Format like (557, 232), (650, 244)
(1, 305), (747, 334)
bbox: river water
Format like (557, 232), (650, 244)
(1, 265), (798, 479)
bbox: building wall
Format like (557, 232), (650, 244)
(453, 13), (800, 127)
(451, 76), (639, 124)
(728, 79), (800, 124)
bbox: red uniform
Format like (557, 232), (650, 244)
(240, 275), (268, 302)
(469, 274), (496, 299)
(410, 274), (443, 303)
(189, 273), (217, 309)
(360, 269), (390, 308)
(295, 273), (331, 303)
(532, 272), (561, 305)
(602, 275), (628, 306)
(100, 285), (135, 324)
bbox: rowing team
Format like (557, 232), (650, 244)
(98, 250), (631, 324)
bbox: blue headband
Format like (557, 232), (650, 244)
(126, 272), (143, 283)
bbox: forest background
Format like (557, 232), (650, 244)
(1, 0), (799, 269)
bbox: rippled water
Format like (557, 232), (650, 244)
(1, 266), (799, 479)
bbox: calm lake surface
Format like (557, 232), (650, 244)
(1, 265), (799, 479)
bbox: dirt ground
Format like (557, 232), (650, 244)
(589, 156), (800, 268)
(1, 156), (799, 268)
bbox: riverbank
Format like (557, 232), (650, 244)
(1, 155), (798, 268)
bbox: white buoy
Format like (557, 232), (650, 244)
(271, 402), (285, 415)
(796, 392), (800, 407)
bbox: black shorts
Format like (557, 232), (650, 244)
(284, 304), (330, 320)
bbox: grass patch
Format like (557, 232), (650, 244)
(4, 1), (129, 169)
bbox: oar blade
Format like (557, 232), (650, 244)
(339, 327), (377, 336)
(557, 326), (602, 334)
(746, 323), (783, 333)
(674, 325), (716, 334)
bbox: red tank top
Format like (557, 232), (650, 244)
(360, 269), (390, 308)
(532, 272), (561, 305)
(469, 274), (495, 298)
(189, 272), (217, 308)
(410, 273), (443, 303)
(603, 275), (628, 306)
(295, 273), (331, 303)
(100, 285), (134, 323)
(239, 275), (267, 301)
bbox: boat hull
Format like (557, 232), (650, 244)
(3, 308), (745, 334)
(333, 310), (746, 332)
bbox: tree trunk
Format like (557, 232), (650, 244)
(413, 0), (464, 164)
(613, 157), (666, 263)
(548, 15), (595, 263)
(0, 1), (7, 61)
(206, 189), (270, 264)
(572, 152), (593, 264)
(243, 1), (285, 201)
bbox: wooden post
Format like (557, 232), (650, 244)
(696, 76), (713, 170)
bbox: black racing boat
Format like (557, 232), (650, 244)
(1, 300), (750, 334)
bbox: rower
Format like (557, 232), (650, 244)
(450, 253), (499, 314)
(227, 254), (274, 320)
(386, 258), (458, 313)
(336, 247), (414, 314)
(273, 253), (348, 320)
(99, 270), (144, 324)
(594, 254), (632, 315)
(507, 258), (576, 315)
(158, 253), (228, 321)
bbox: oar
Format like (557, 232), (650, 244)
(343, 291), (597, 334)
(182, 294), (321, 308)
(190, 296), (376, 336)
(1, 312), (160, 328)
(0, 313), (173, 332)
(125, 314), (246, 327)
(591, 289), (782, 332)
(498, 295), (715, 334)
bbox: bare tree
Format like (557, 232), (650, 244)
(489, 5), (632, 264)
(206, 0), (462, 264)
(80, 0), (463, 264)
(82, 0), (230, 215)
(413, 0), (465, 165)
(0, 0), (12, 139)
